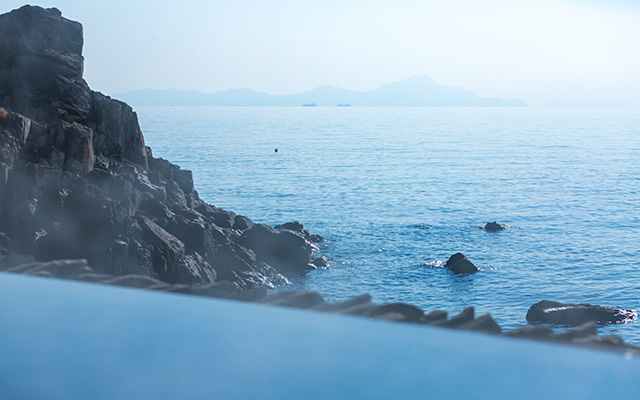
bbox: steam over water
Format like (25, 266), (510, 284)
(137, 106), (640, 343)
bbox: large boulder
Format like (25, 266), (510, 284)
(481, 221), (506, 231)
(239, 223), (314, 274)
(526, 300), (637, 326)
(444, 253), (478, 274)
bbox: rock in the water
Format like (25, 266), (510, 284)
(526, 300), (637, 326)
(367, 302), (425, 323)
(444, 253), (478, 274)
(312, 256), (329, 269)
(274, 221), (304, 232)
(481, 221), (506, 231)
(239, 223), (314, 274)
(308, 234), (324, 243)
(420, 310), (447, 324)
(458, 314), (502, 334)
(259, 291), (325, 309)
(312, 294), (372, 313)
(431, 307), (475, 328)
(554, 322), (597, 340)
(503, 325), (555, 340)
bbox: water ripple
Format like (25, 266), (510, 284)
(138, 106), (640, 343)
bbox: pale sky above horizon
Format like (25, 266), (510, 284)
(2, 0), (639, 106)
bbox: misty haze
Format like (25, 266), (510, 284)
(1, 1), (639, 399)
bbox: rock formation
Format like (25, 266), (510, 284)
(0, 5), (323, 290)
(4, 258), (639, 354)
(480, 221), (507, 231)
(445, 252), (479, 274)
(526, 300), (637, 326)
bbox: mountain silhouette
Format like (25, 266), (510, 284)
(115, 76), (526, 107)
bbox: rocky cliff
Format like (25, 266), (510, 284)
(0, 5), (322, 289)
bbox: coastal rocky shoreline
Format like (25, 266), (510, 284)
(0, 5), (637, 355)
(0, 5), (325, 291)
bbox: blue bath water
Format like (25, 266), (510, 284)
(135, 106), (640, 343)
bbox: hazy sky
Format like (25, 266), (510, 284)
(2, 0), (639, 106)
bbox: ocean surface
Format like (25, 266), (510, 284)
(136, 106), (640, 343)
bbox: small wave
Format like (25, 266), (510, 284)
(420, 260), (445, 268)
(617, 309), (638, 324)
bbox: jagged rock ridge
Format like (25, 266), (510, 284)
(0, 5), (323, 289)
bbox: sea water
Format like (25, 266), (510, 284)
(136, 106), (640, 343)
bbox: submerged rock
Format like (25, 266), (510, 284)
(444, 253), (479, 274)
(526, 300), (637, 326)
(480, 221), (507, 231)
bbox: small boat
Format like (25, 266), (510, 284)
(337, 103), (351, 107)
(303, 103), (316, 107)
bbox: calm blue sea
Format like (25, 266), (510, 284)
(136, 106), (640, 343)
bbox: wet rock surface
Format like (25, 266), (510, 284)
(480, 221), (507, 231)
(526, 300), (637, 326)
(0, 5), (320, 290)
(445, 252), (479, 274)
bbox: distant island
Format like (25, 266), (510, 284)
(114, 76), (526, 107)
(545, 100), (627, 108)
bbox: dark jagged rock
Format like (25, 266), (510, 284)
(259, 291), (325, 309)
(239, 223), (314, 273)
(0, 6), (88, 124)
(444, 253), (478, 274)
(480, 221), (506, 231)
(336, 302), (380, 317)
(308, 234), (324, 243)
(274, 221), (304, 232)
(573, 335), (625, 347)
(420, 310), (447, 324)
(367, 302), (424, 323)
(458, 314), (502, 334)
(312, 294), (372, 312)
(275, 221), (324, 244)
(554, 322), (597, 341)
(232, 215), (253, 231)
(312, 256), (329, 269)
(90, 92), (148, 168)
(526, 300), (637, 326)
(430, 307), (475, 328)
(0, 5), (320, 289)
(503, 325), (555, 340)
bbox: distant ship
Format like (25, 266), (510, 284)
(337, 103), (351, 107)
(303, 103), (316, 107)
